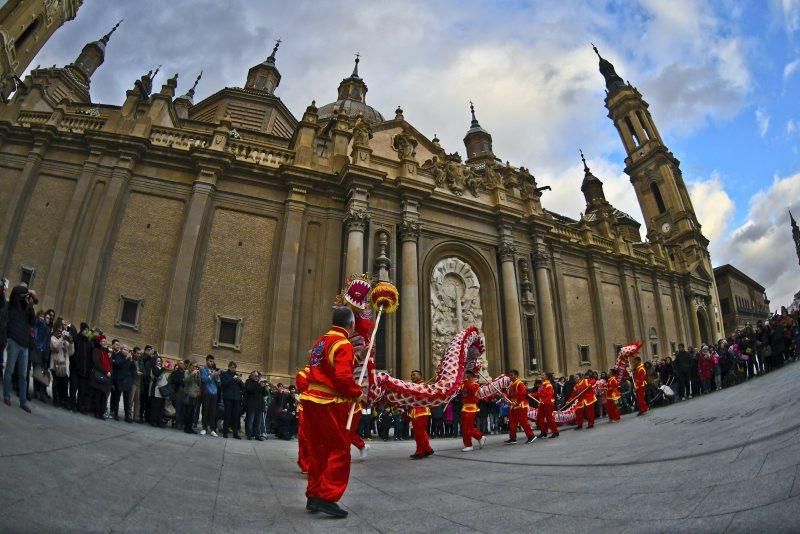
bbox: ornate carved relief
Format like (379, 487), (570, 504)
(422, 152), (486, 197)
(373, 229), (391, 280)
(498, 241), (517, 262)
(430, 257), (485, 369)
(343, 206), (369, 232)
(399, 219), (421, 242)
(519, 259), (533, 294)
(352, 114), (372, 148)
(392, 126), (417, 160)
(533, 244), (552, 269)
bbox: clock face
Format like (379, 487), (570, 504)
(661, 222), (672, 234)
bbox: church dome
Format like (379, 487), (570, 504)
(317, 98), (384, 124)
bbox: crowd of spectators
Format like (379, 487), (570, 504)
(2, 279), (798, 440)
(0, 282), (302, 440)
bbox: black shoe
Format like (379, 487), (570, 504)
(410, 454), (424, 460)
(537, 433), (547, 439)
(113, 415), (119, 421)
(503, 438), (517, 444)
(125, 418), (133, 423)
(574, 426), (583, 430)
(233, 434), (241, 440)
(315, 498), (348, 518)
(247, 435), (253, 440)
(136, 418), (144, 424)
(549, 433), (559, 438)
(306, 497), (319, 513)
(525, 435), (537, 444)
(185, 429), (197, 434)
(256, 436), (264, 441)
(223, 433), (229, 438)
(587, 425), (594, 429)
(424, 450), (434, 457)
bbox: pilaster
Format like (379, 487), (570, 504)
(533, 241), (558, 375)
(399, 200), (421, 378)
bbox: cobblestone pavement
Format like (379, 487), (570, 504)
(1, 362), (799, 533)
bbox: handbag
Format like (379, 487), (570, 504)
(158, 383), (175, 398)
(163, 400), (176, 418)
(53, 360), (68, 378)
(33, 365), (51, 386)
(94, 369), (111, 385)
(30, 347), (44, 366)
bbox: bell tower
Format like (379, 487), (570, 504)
(595, 44), (722, 342)
(791, 210), (800, 267)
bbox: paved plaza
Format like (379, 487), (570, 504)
(1, 364), (799, 533)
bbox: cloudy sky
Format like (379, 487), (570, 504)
(29, 0), (800, 308)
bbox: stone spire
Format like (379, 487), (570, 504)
(336, 53), (368, 103)
(69, 19), (123, 85)
(351, 52), (360, 78)
(592, 43), (625, 94)
(580, 149), (606, 206)
(244, 38), (282, 94)
(174, 71), (202, 120)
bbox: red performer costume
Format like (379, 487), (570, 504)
(606, 374), (621, 422)
(409, 371), (434, 459)
(634, 360), (649, 415)
(460, 372), (485, 451)
(296, 366), (311, 473)
(505, 372), (535, 444)
(566, 374), (597, 429)
(300, 322), (363, 518)
(531, 374), (559, 438)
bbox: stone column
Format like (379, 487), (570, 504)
(41, 147), (102, 311)
(399, 217), (420, 378)
(162, 165), (219, 357)
(652, 274), (669, 357)
(499, 241), (525, 374)
(72, 150), (138, 322)
(534, 244), (558, 374)
(270, 186), (308, 375)
(343, 204), (369, 277)
(587, 255), (608, 371)
(0, 135), (49, 274)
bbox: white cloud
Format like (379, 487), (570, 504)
(788, 119), (797, 135)
(756, 107), (770, 137)
(714, 172), (800, 309)
(778, 0), (800, 32)
(784, 57), (800, 80)
(687, 172), (736, 258)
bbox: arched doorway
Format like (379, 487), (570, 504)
(697, 309), (711, 345)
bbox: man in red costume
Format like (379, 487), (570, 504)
(460, 370), (486, 452)
(532, 372), (559, 438)
(633, 356), (649, 416)
(606, 368), (621, 422)
(300, 306), (363, 518)
(409, 370), (434, 459)
(338, 274), (374, 461)
(504, 369), (536, 445)
(566, 371), (597, 429)
(295, 366), (310, 473)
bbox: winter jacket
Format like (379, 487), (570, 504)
(183, 370), (201, 399)
(91, 345), (113, 393)
(220, 370), (243, 402)
(6, 285), (34, 348)
(244, 377), (265, 413)
(49, 331), (74, 376)
(111, 352), (137, 392)
(73, 333), (93, 378)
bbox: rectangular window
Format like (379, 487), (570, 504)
(651, 343), (658, 358)
(214, 314), (243, 351)
(578, 345), (590, 366)
(115, 296), (143, 332)
(19, 264), (35, 286)
(720, 298), (730, 315)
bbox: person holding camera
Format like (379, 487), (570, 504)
(3, 284), (37, 412)
(220, 361), (243, 439)
(200, 354), (220, 436)
(182, 362), (201, 433)
(244, 371), (266, 440)
(90, 333), (112, 419)
(111, 345), (136, 422)
(49, 318), (74, 408)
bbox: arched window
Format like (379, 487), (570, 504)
(637, 111), (652, 140)
(15, 17), (40, 52)
(650, 182), (666, 214)
(624, 116), (640, 146)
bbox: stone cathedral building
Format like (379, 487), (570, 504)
(0, 25), (723, 381)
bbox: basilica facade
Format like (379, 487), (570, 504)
(0, 27), (723, 380)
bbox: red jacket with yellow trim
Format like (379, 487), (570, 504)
(461, 380), (479, 412)
(634, 364), (647, 390)
(606, 376), (620, 400)
(566, 378), (597, 406)
(300, 326), (362, 404)
(531, 380), (555, 407)
(508, 379), (529, 409)
(296, 367), (310, 393)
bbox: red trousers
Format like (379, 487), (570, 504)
(350, 410), (365, 450)
(509, 407), (533, 440)
(412, 415), (433, 456)
(297, 411), (310, 473)
(636, 388), (648, 414)
(574, 402), (595, 428)
(461, 411), (483, 447)
(606, 399), (620, 421)
(302, 400), (352, 503)
(535, 403), (558, 434)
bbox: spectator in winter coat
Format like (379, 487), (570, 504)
(3, 285), (37, 412)
(91, 334), (112, 419)
(244, 371), (266, 440)
(698, 347), (714, 394)
(220, 361), (244, 439)
(182, 362), (201, 434)
(110, 345), (137, 422)
(49, 318), (74, 408)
